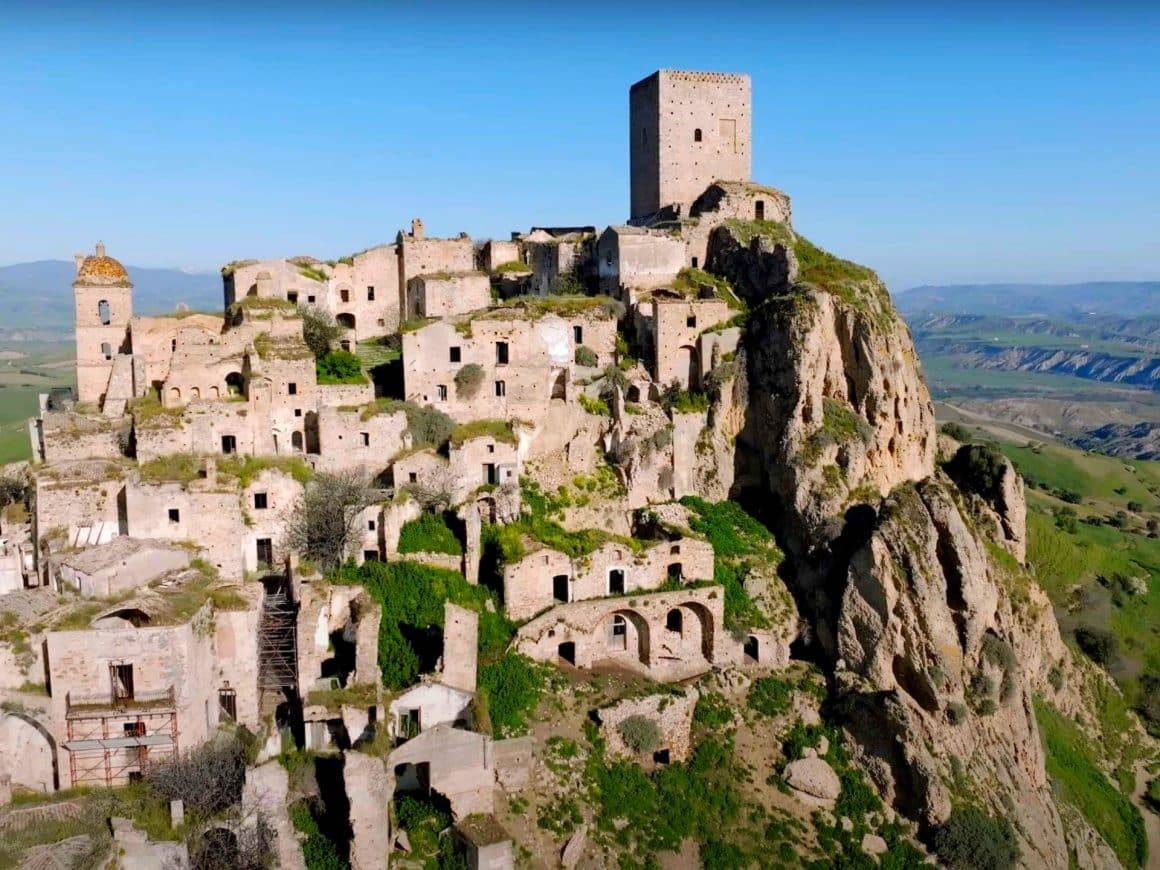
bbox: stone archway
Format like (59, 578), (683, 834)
(0, 711), (59, 793)
(675, 345), (699, 391)
(602, 609), (650, 667)
(678, 601), (715, 663)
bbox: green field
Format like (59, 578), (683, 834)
(919, 354), (1149, 401)
(0, 342), (74, 464)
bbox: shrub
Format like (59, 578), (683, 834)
(617, 715), (662, 754)
(940, 422), (973, 443)
(299, 305), (342, 358)
(1074, 625), (1117, 666)
(932, 806), (1021, 869)
(453, 363), (484, 399)
(946, 702), (968, 725)
(579, 394), (610, 416)
(397, 512), (462, 556)
(1047, 666), (1064, 691)
(574, 345), (598, 367)
(945, 443), (1007, 500)
(316, 350), (365, 384)
(478, 653), (546, 738)
(746, 677), (794, 717)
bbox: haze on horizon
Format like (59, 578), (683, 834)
(1, 1), (1157, 291)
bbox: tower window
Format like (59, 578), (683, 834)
(367, 286), (375, 301)
(694, 128), (703, 142)
(495, 341), (509, 365)
(494, 380), (506, 397)
(755, 200), (765, 221)
(450, 346), (461, 363)
(340, 288), (350, 303)
(98, 300), (111, 325)
(101, 342), (112, 360)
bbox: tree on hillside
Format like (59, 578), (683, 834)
(299, 305), (342, 358)
(283, 470), (373, 571)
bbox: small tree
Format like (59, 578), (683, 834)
(299, 305), (342, 358)
(454, 363), (485, 399)
(316, 349), (364, 383)
(574, 345), (598, 367)
(932, 806), (1020, 869)
(283, 470), (373, 571)
(616, 714), (661, 754)
(0, 473), (25, 507)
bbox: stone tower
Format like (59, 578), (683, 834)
(629, 69), (752, 221)
(73, 242), (134, 404)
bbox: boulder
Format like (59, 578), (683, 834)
(561, 823), (588, 867)
(784, 756), (840, 802)
(861, 833), (888, 856)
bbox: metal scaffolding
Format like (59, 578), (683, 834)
(63, 686), (178, 787)
(258, 579), (299, 705)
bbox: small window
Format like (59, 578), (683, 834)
(363, 550), (379, 562)
(110, 663), (134, 701)
(256, 538), (273, 566)
(573, 325), (583, 343)
(368, 519), (376, 531)
(171, 338), (177, 352)
(218, 687), (237, 721)
(288, 291), (299, 303)
(484, 463), (497, 485)
(367, 286), (375, 301)
(755, 200), (765, 221)
(609, 569), (625, 595)
(98, 299), (111, 325)
(307, 295), (316, 304)
(288, 382), (297, 396)
(495, 341), (509, 365)
(254, 492), (268, 510)
(221, 435), (237, 454)
(294, 408), (302, 418)
(168, 508), (180, 523)
(694, 128), (703, 142)
(101, 342), (112, 360)
(437, 384), (448, 401)
(612, 614), (627, 636)
(361, 432), (370, 447)
(691, 257), (698, 269)
(124, 721), (146, 737)
(686, 315), (697, 328)
(408, 472), (418, 483)
(450, 346), (461, 363)
(340, 288), (350, 303)
(666, 609), (683, 632)
(494, 380), (506, 397)
(487, 444), (495, 453)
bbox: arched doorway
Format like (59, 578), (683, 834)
(603, 609), (650, 666)
(291, 431), (304, 452)
(225, 372), (244, 396)
(337, 313), (356, 331)
(675, 345), (699, 391)
(550, 369), (567, 401)
(679, 602), (715, 663)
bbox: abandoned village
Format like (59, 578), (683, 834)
(0, 66), (1086, 870)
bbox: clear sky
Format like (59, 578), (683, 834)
(2, 1), (1157, 290)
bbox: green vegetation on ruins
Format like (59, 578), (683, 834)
(449, 418), (518, 447)
(671, 267), (745, 310)
(397, 511), (463, 556)
(315, 349), (367, 385)
(491, 260), (532, 274)
(137, 452), (313, 488)
(724, 217), (795, 248)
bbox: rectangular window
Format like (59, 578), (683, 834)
(686, 315), (697, 328)
(573, 325), (583, 343)
(691, 257), (698, 269)
(288, 382), (297, 396)
(256, 538), (273, 566)
(218, 688), (237, 721)
(437, 384), (448, 401)
(124, 721), (146, 737)
(368, 519), (376, 531)
(168, 508), (180, 523)
(361, 432), (370, 446)
(408, 472), (418, 483)
(367, 286), (375, 301)
(254, 492), (268, 510)
(494, 380), (506, 397)
(110, 663), (134, 701)
(307, 295), (316, 304)
(495, 341), (509, 365)
(221, 435), (237, 454)
(340, 289), (350, 303)
(288, 291), (299, 304)
(449, 347), (461, 363)
(294, 408), (302, 417)
(363, 550), (379, 562)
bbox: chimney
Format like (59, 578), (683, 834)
(411, 218), (425, 240)
(95, 241), (106, 258)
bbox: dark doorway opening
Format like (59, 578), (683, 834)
(744, 635), (759, 662)
(552, 574), (569, 603)
(321, 627), (356, 687)
(609, 569), (625, 595)
(558, 641), (576, 665)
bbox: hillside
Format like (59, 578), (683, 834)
(897, 282), (1160, 318)
(0, 259), (220, 333)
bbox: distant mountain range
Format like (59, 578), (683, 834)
(0, 260), (221, 333)
(896, 281), (1160, 317)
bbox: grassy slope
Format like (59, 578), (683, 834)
(0, 342), (74, 463)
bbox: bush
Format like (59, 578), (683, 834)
(453, 363), (484, 399)
(946, 702), (968, 725)
(617, 714), (662, 754)
(940, 422), (973, 443)
(945, 443), (1007, 500)
(1074, 625), (1117, 666)
(478, 653), (546, 738)
(397, 512), (463, 556)
(746, 677), (794, 717)
(932, 806), (1021, 869)
(315, 350), (364, 384)
(300, 305), (342, 358)
(574, 345), (598, 367)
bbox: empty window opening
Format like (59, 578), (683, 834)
(101, 342), (112, 360)
(124, 721), (146, 737)
(552, 574), (569, 603)
(287, 291), (299, 304)
(363, 550), (379, 562)
(484, 463), (497, 485)
(694, 128), (703, 142)
(573, 325), (583, 343)
(667, 563), (683, 582)
(558, 641), (576, 665)
(398, 709), (421, 741)
(437, 384), (448, 401)
(495, 380), (506, 397)
(609, 569), (625, 595)
(254, 492), (268, 510)
(367, 286), (375, 301)
(218, 687), (237, 721)
(288, 382), (297, 396)
(321, 627), (356, 687)
(110, 662), (134, 701)
(168, 508), (180, 523)
(307, 295), (316, 304)
(691, 257), (699, 269)
(653, 748), (671, 765)
(98, 299), (111, 325)
(340, 288), (350, 303)
(744, 635), (760, 662)
(291, 431), (304, 452)
(449, 346), (461, 363)
(256, 538), (273, 567)
(368, 519), (376, 531)
(666, 608), (683, 633)
(408, 472), (418, 483)
(221, 435), (237, 454)
(361, 432), (370, 447)
(495, 341), (509, 365)
(755, 200), (765, 221)
(686, 315), (697, 328)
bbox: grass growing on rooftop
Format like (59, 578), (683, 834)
(724, 218), (795, 248)
(449, 419), (517, 447)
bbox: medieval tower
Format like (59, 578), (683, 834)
(629, 69), (752, 221)
(73, 242), (133, 404)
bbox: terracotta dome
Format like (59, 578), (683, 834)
(74, 243), (132, 287)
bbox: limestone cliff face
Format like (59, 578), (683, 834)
(705, 222), (1105, 867)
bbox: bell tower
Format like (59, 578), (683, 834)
(73, 242), (134, 405)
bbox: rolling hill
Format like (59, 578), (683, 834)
(897, 281), (1160, 317)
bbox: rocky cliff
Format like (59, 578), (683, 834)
(705, 220), (1130, 867)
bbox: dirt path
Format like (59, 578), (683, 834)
(1131, 762), (1159, 869)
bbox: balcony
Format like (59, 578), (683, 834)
(65, 685), (176, 719)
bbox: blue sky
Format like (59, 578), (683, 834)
(1, 1), (1157, 290)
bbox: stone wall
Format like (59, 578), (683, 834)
(408, 272), (492, 319)
(315, 406), (408, 474)
(440, 603), (477, 693)
(652, 298), (734, 390)
(597, 227), (685, 295)
(598, 686), (698, 763)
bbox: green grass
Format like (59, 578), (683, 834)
(0, 341), (75, 463)
(449, 418), (517, 447)
(672, 267), (745, 310)
(1034, 698), (1147, 869)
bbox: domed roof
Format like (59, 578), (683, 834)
(74, 243), (132, 288)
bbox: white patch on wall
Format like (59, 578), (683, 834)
(537, 317), (571, 366)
